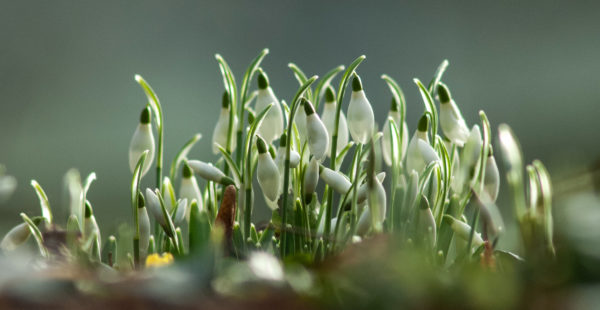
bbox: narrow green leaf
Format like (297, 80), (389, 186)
(30, 180), (52, 224)
(240, 48), (269, 104)
(215, 54), (238, 110)
(381, 74), (407, 132)
(427, 59), (450, 95)
(533, 160), (554, 254)
(169, 133), (202, 181)
(134, 75), (163, 129)
(414, 79), (438, 144)
(498, 124), (527, 220)
(20, 213), (48, 258)
(314, 65), (345, 109)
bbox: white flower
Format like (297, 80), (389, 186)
(212, 92), (238, 154)
(406, 115), (440, 173)
(173, 198), (188, 225)
(294, 104), (308, 143)
(365, 174), (387, 234)
(382, 98), (409, 166)
(483, 150), (500, 202)
(256, 136), (281, 207)
(179, 163), (204, 216)
(303, 99), (329, 161)
(417, 196), (436, 248)
(128, 106), (155, 177)
(145, 188), (167, 229)
(321, 86), (349, 156)
(83, 201), (101, 252)
(161, 177), (177, 212)
(274, 134), (300, 195)
(438, 83), (470, 147)
(1, 221), (37, 251)
(347, 74), (375, 144)
(137, 193), (151, 258)
(187, 160), (235, 186)
(254, 70), (284, 144)
(319, 166), (351, 194)
(248, 252), (284, 282)
(452, 125), (483, 194)
(303, 157), (319, 202)
(445, 215), (484, 248)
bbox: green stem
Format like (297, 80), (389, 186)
(349, 144), (363, 234)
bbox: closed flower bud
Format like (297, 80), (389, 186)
(212, 92), (238, 154)
(303, 157), (319, 202)
(417, 196), (436, 248)
(84, 201), (101, 252)
(406, 115), (440, 173)
(173, 198), (187, 225)
(255, 69), (284, 144)
(367, 174), (387, 233)
(357, 172), (386, 204)
(162, 177), (177, 212)
(294, 103), (308, 143)
(187, 160), (235, 186)
(137, 192), (151, 258)
(145, 188), (168, 230)
(321, 86), (349, 156)
(347, 74), (375, 144)
(444, 215), (484, 248)
(0, 218), (42, 251)
(303, 99), (329, 161)
(382, 98), (409, 166)
(438, 84), (470, 147)
(319, 166), (351, 194)
(129, 106), (156, 177)
(452, 125), (483, 194)
(256, 136), (281, 206)
(483, 148), (500, 202)
(179, 162), (204, 216)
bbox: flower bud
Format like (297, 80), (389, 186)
(319, 166), (351, 194)
(483, 148), (500, 202)
(256, 136), (281, 206)
(84, 201), (101, 252)
(382, 98), (409, 166)
(173, 198), (188, 225)
(137, 192), (151, 258)
(321, 86), (349, 156)
(145, 188), (168, 230)
(303, 99), (329, 161)
(417, 196), (436, 248)
(128, 106), (155, 176)
(347, 74), (375, 144)
(212, 91), (238, 154)
(367, 174), (387, 233)
(0, 217), (42, 251)
(303, 157), (319, 202)
(406, 116), (440, 173)
(438, 84), (470, 147)
(187, 160), (235, 186)
(179, 162), (204, 217)
(255, 69), (284, 144)
(452, 125), (483, 194)
(162, 177), (177, 212)
(444, 215), (484, 248)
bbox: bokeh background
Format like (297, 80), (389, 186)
(1, 0), (599, 238)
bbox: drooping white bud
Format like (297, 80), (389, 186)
(319, 166), (351, 194)
(256, 136), (281, 206)
(137, 192), (151, 258)
(303, 157), (319, 202)
(406, 115), (440, 173)
(321, 86), (349, 156)
(438, 84), (470, 147)
(187, 160), (235, 186)
(303, 99), (329, 161)
(483, 150), (500, 202)
(128, 106), (155, 177)
(347, 75), (375, 144)
(145, 188), (167, 229)
(445, 215), (484, 248)
(356, 172), (386, 204)
(452, 125), (483, 194)
(83, 201), (101, 252)
(212, 92), (238, 154)
(161, 177), (177, 212)
(173, 198), (188, 225)
(367, 174), (387, 233)
(255, 70), (284, 144)
(417, 196), (436, 248)
(382, 98), (409, 166)
(294, 103), (308, 143)
(179, 163), (204, 217)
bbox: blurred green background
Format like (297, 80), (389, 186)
(1, 0), (599, 237)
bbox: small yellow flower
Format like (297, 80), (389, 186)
(145, 253), (174, 268)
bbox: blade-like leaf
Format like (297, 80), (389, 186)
(21, 213), (48, 258)
(30, 180), (52, 224)
(169, 133), (203, 181)
(314, 65), (345, 109)
(215, 54), (238, 111)
(414, 78), (438, 144)
(427, 59), (450, 95)
(217, 145), (242, 188)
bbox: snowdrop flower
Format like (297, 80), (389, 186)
(356, 172), (386, 204)
(187, 160), (235, 186)
(303, 157), (319, 202)
(406, 115), (440, 173)
(483, 147), (500, 202)
(382, 97), (409, 166)
(452, 125), (483, 194)
(321, 86), (349, 156)
(347, 74), (375, 144)
(161, 177), (177, 212)
(212, 92), (238, 154)
(319, 166), (351, 195)
(1, 218), (42, 251)
(128, 106), (155, 177)
(294, 101), (308, 143)
(256, 136), (281, 207)
(254, 69), (284, 144)
(275, 133), (300, 172)
(303, 98), (329, 161)
(84, 201), (101, 252)
(416, 196), (436, 248)
(137, 192), (151, 258)
(317, 216), (338, 237)
(357, 174), (387, 234)
(444, 215), (484, 248)
(173, 198), (188, 226)
(145, 188), (169, 232)
(438, 83), (470, 147)
(179, 162), (204, 216)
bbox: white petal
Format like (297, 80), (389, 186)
(321, 103), (349, 155)
(0, 222), (31, 251)
(303, 157), (319, 198)
(306, 114), (329, 161)
(440, 100), (469, 147)
(188, 160), (226, 183)
(320, 167), (351, 194)
(484, 156), (500, 202)
(179, 177), (204, 216)
(347, 90), (375, 144)
(138, 206), (151, 257)
(128, 124), (155, 176)
(255, 88), (284, 144)
(257, 153), (281, 203)
(212, 108), (237, 154)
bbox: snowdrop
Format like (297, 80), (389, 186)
(483, 148), (500, 202)
(161, 177), (177, 212)
(357, 174), (387, 234)
(212, 91), (238, 154)
(0, 218), (42, 251)
(347, 74), (375, 144)
(145, 188), (168, 231)
(137, 192), (151, 258)
(187, 160), (235, 186)
(382, 98), (409, 166)
(179, 162), (204, 216)
(303, 157), (319, 202)
(416, 196), (436, 248)
(452, 125), (483, 194)
(319, 166), (351, 195)
(445, 215), (484, 248)
(321, 86), (349, 156)
(256, 136), (281, 207)
(128, 106), (155, 177)
(173, 198), (188, 226)
(406, 115), (440, 173)
(84, 201), (101, 252)
(275, 133), (300, 195)
(303, 98), (329, 161)
(254, 69), (284, 144)
(356, 172), (386, 204)
(438, 83), (470, 147)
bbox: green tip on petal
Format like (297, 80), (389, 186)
(140, 106), (151, 124)
(488, 144), (494, 157)
(390, 97), (399, 112)
(256, 136), (267, 154)
(268, 144), (276, 159)
(303, 98), (315, 115)
(418, 114), (430, 132)
(182, 162), (194, 178)
(325, 86), (335, 103)
(279, 133), (288, 147)
(222, 91), (230, 108)
(221, 176), (236, 187)
(257, 69), (269, 89)
(137, 191), (145, 209)
(437, 83), (451, 103)
(248, 111), (256, 125)
(419, 195), (430, 210)
(85, 201), (93, 218)
(352, 74), (363, 92)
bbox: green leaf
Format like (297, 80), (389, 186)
(215, 54), (238, 111)
(314, 65), (345, 110)
(381, 74), (407, 133)
(335, 141), (355, 170)
(427, 59), (450, 95)
(240, 48), (269, 105)
(131, 150), (149, 228)
(30, 180), (52, 224)
(156, 189), (178, 243)
(80, 172), (96, 229)
(20, 213), (48, 258)
(498, 124), (527, 220)
(134, 75), (163, 129)
(414, 78), (438, 145)
(217, 145), (242, 188)
(533, 160), (555, 254)
(169, 133), (202, 181)
(476, 111), (492, 191)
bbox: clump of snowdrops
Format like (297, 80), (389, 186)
(1, 50), (555, 286)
